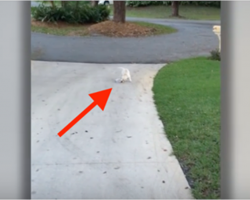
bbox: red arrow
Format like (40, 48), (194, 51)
(57, 88), (112, 137)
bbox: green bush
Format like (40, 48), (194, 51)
(126, 1), (169, 7)
(31, 4), (110, 24)
(126, 1), (220, 8)
(209, 49), (221, 61)
(180, 1), (221, 7)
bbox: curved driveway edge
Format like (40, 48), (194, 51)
(31, 61), (193, 199)
(31, 18), (220, 63)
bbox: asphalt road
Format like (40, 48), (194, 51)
(31, 17), (220, 63)
(31, 61), (193, 199)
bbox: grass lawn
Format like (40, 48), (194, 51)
(31, 20), (177, 37)
(110, 5), (220, 21)
(31, 20), (90, 36)
(152, 57), (220, 199)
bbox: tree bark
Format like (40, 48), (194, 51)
(49, 0), (55, 7)
(75, 1), (79, 9)
(113, 1), (126, 23)
(61, 1), (68, 8)
(171, 1), (179, 17)
(91, 0), (99, 7)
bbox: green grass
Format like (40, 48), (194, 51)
(31, 25), (88, 36)
(110, 5), (220, 20)
(152, 57), (220, 199)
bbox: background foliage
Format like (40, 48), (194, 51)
(126, 1), (221, 8)
(32, 3), (110, 23)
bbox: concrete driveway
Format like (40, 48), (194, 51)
(31, 61), (193, 199)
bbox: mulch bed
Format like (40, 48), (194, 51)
(31, 19), (158, 37)
(87, 20), (157, 37)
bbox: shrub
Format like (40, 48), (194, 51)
(126, 1), (220, 8)
(31, 4), (110, 24)
(126, 1), (169, 7)
(126, 1), (160, 7)
(209, 49), (221, 61)
(180, 1), (221, 8)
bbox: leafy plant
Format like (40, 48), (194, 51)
(31, 3), (110, 24)
(126, 1), (220, 8)
(126, 1), (169, 7)
(209, 49), (221, 61)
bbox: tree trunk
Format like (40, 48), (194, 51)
(61, 1), (68, 8)
(75, 1), (79, 9)
(49, 0), (55, 7)
(91, 0), (98, 7)
(171, 1), (179, 17)
(113, 1), (126, 23)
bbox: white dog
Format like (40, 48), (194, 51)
(115, 67), (132, 83)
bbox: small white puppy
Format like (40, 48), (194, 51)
(115, 67), (132, 83)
